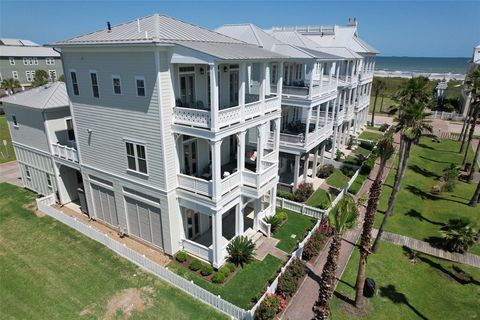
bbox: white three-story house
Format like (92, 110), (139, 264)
(44, 14), (285, 268)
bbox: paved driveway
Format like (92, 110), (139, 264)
(0, 161), (22, 186)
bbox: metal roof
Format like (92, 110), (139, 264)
(1, 82), (69, 110)
(0, 38), (40, 46)
(174, 41), (285, 60)
(0, 45), (60, 57)
(52, 14), (245, 45)
(216, 24), (340, 60)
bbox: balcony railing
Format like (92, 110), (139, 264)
(280, 124), (333, 149)
(173, 96), (281, 130)
(182, 239), (212, 261)
(220, 171), (241, 195)
(282, 80), (336, 99)
(242, 162), (277, 191)
(52, 143), (79, 163)
(178, 174), (212, 197)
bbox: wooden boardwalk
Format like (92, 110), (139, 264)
(373, 229), (480, 268)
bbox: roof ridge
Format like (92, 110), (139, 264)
(42, 82), (62, 110)
(249, 24), (264, 48)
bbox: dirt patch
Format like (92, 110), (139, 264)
(103, 287), (154, 320)
(340, 299), (372, 318)
(79, 303), (96, 317)
(22, 202), (45, 217)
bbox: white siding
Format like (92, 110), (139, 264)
(45, 108), (73, 146)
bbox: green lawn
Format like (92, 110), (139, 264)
(367, 125), (380, 131)
(359, 131), (383, 141)
(331, 241), (480, 320)
(273, 210), (316, 252)
(0, 183), (227, 320)
(327, 169), (351, 190)
(0, 116), (15, 163)
(168, 254), (282, 309)
(307, 188), (331, 209)
(374, 138), (480, 254)
(370, 96), (398, 114)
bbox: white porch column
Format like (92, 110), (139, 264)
(308, 64), (314, 100)
(350, 60), (355, 81)
(324, 102), (328, 127)
(335, 62), (340, 87)
(237, 130), (246, 172)
(305, 107), (312, 143)
(312, 146), (319, 177)
(319, 62), (324, 89)
(320, 142), (326, 165)
(260, 62), (266, 106)
(293, 154), (300, 189)
(265, 64), (271, 96)
(331, 127), (337, 159)
(346, 60), (350, 81)
(253, 198), (261, 230)
(210, 64), (219, 131)
(211, 139), (222, 201)
(236, 202), (243, 235)
(274, 118), (281, 161)
(256, 122), (266, 172)
(278, 61), (284, 96)
(212, 211), (223, 268)
(303, 152), (309, 180)
(329, 62), (334, 85)
(239, 62), (246, 122)
(316, 104), (321, 130)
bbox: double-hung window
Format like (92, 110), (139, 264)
(112, 75), (122, 95)
(12, 71), (18, 79)
(25, 166), (31, 180)
(48, 70), (57, 81)
(70, 71), (79, 96)
(26, 71), (35, 82)
(9, 57), (15, 65)
(125, 141), (148, 174)
(90, 71), (99, 98)
(46, 58), (55, 65)
(66, 119), (75, 141)
(135, 76), (145, 97)
(46, 174), (52, 188)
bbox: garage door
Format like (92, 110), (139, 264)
(91, 184), (119, 226)
(125, 197), (163, 249)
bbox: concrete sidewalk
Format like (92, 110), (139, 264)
(0, 161), (22, 186)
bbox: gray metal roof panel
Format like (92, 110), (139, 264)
(174, 41), (285, 60)
(1, 82), (69, 110)
(0, 45), (60, 57)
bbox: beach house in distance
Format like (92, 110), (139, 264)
(0, 39), (63, 93)
(2, 14), (377, 268)
(460, 44), (480, 116)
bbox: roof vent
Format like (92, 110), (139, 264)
(107, 21), (112, 32)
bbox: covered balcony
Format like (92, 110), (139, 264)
(172, 62), (282, 131)
(176, 118), (281, 200)
(280, 61), (337, 101)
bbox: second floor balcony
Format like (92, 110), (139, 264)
(172, 62), (282, 132)
(52, 143), (79, 163)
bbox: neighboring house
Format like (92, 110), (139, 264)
(0, 38), (63, 92)
(216, 24), (342, 189)
(39, 14), (285, 268)
(1, 82), (82, 206)
(460, 44), (480, 116)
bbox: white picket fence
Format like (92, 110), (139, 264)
(36, 195), (251, 320)
(429, 110), (464, 121)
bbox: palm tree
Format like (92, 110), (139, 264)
(467, 140), (480, 182)
(370, 77), (386, 126)
(460, 69), (480, 153)
(372, 102), (432, 253)
(354, 134), (395, 308)
(440, 219), (479, 253)
(469, 180), (480, 207)
(1, 78), (21, 94)
(314, 195), (358, 320)
(461, 70), (480, 166)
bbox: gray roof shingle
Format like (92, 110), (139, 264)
(1, 82), (69, 110)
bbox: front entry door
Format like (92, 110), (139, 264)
(183, 139), (197, 176)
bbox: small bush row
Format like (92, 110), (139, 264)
(265, 211), (288, 233)
(293, 182), (314, 202)
(277, 190), (295, 201)
(254, 294), (286, 320)
(317, 164), (334, 178)
(302, 221), (331, 261)
(175, 251), (236, 284)
(275, 258), (306, 299)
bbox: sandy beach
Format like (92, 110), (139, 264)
(375, 70), (465, 81)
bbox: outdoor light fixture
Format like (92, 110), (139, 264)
(199, 67), (205, 75)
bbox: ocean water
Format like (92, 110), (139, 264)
(375, 56), (469, 75)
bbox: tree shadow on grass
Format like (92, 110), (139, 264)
(417, 143), (435, 150)
(408, 164), (440, 178)
(333, 290), (355, 306)
(405, 209), (445, 226)
(418, 155), (452, 164)
(417, 255), (480, 286)
(379, 285), (428, 320)
(423, 236), (445, 250)
(405, 185), (467, 205)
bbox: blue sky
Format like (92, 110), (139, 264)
(0, 1), (478, 57)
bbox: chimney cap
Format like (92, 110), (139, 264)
(107, 21), (112, 32)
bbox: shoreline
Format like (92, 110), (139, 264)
(374, 70), (465, 81)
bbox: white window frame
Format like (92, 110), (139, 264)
(69, 69), (79, 96)
(12, 71), (18, 79)
(135, 76), (146, 97)
(12, 115), (18, 128)
(9, 57), (15, 65)
(89, 70), (100, 98)
(111, 75), (122, 95)
(25, 71), (35, 82)
(25, 166), (31, 180)
(0, 72), (2, 82)
(33, 57), (38, 65)
(46, 58), (55, 65)
(46, 173), (52, 188)
(23, 57), (28, 65)
(48, 70), (57, 81)
(65, 118), (75, 142)
(124, 139), (149, 175)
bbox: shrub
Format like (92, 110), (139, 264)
(340, 166), (356, 177)
(359, 140), (375, 151)
(200, 264), (213, 276)
(287, 258), (306, 279)
(277, 190), (295, 201)
(255, 294), (284, 320)
(189, 259), (202, 271)
(442, 163), (460, 192)
(335, 149), (345, 161)
(379, 123), (389, 132)
(212, 272), (226, 284)
(302, 226), (329, 261)
(218, 265), (231, 276)
(293, 182), (314, 202)
(276, 271), (299, 298)
(227, 236), (255, 267)
(265, 215), (282, 232)
(440, 219), (479, 253)
(225, 262), (236, 273)
(317, 164), (334, 178)
(347, 137), (354, 150)
(175, 251), (187, 263)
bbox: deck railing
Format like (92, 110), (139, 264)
(182, 239), (213, 262)
(177, 174), (212, 197)
(51, 143), (79, 163)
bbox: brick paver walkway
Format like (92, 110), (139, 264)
(372, 229), (480, 268)
(281, 134), (400, 320)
